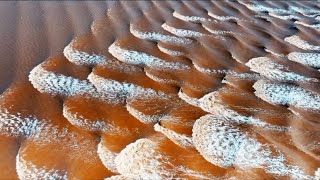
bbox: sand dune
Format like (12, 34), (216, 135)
(0, 1), (320, 179)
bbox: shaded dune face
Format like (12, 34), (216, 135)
(0, 1), (320, 179)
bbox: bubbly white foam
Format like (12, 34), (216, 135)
(253, 79), (320, 111)
(109, 43), (191, 71)
(130, 24), (193, 45)
(288, 52), (320, 68)
(246, 57), (318, 82)
(284, 35), (320, 51)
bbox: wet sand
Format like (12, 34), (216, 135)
(0, 1), (320, 179)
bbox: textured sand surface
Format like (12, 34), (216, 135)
(0, 1), (320, 179)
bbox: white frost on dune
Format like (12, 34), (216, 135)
(202, 24), (236, 36)
(194, 63), (260, 80)
(288, 52), (320, 68)
(62, 105), (126, 134)
(88, 73), (169, 104)
(180, 91), (287, 131)
(161, 23), (206, 38)
(253, 79), (320, 111)
(63, 43), (107, 66)
(145, 71), (180, 85)
(29, 63), (97, 97)
(130, 24), (193, 45)
(109, 43), (190, 71)
(154, 123), (193, 147)
(192, 114), (312, 179)
(16, 152), (67, 180)
(268, 12), (300, 21)
(126, 105), (164, 124)
(265, 48), (285, 57)
(284, 35), (320, 51)
(246, 57), (318, 82)
(173, 11), (211, 23)
(157, 44), (184, 56)
(239, 1), (289, 14)
(208, 12), (240, 21)
(295, 21), (320, 31)
(97, 140), (118, 173)
(0, 109), (45, 137)
(115, 139), (174, 180)
(104, 175), (133, 180)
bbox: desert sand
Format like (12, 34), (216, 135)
(0, 1), (319, 179)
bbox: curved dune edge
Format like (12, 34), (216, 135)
(0, 1), (319, 179)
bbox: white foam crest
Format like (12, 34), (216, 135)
(63, 43), (107, 66)
(253, 79), (320, 111)
(246, 57), (318, 82)
(88, 73), (170, 105)
(29, 63), (97, 96)
(157, 44), (184, 56)
(0, 109), (46, 137)
(97, 140), (118, 173)
(109, 43), (191, 71)
(62, 105), (127, 134)
(115, 138), (174, 179)
(194, 63), (260, 80)
(16, 151), (68, 180)
(173, 11), (211, 23)
(295, 21), (320, 31)
(208, 12), (240, 21)
(154, 123), (193, 147)
(192, 114), (312, 179)
(284, 35), (320, 51)
(130, 24), (193, 45)
(161, 23), (206, 38)
(288, 52), (320, 68)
